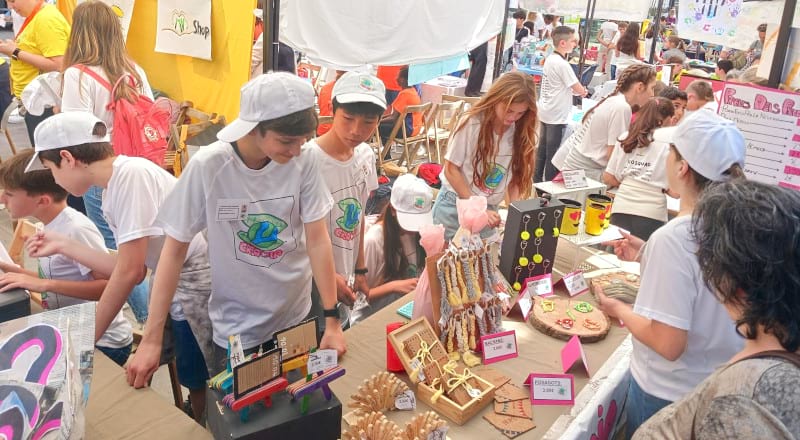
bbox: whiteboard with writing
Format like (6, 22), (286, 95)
(718, 83), (800, 191)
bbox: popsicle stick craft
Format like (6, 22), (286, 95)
(274, 317), (319, 376)
(530, 296), (611, 342)
(589, 271), (641, 304)
(218, 347), (288, 422)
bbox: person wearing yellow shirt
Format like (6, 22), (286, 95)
(0, 0), (70, 143)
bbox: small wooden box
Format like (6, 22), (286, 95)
(388, 317), (496, 425)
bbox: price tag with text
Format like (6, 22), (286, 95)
(307, 349), (338, 374)
(524, 373), (575, 405)
(216, 198), (249, 222)
(394, 389), (416, 410)
(228, 334), (246, 368)
(427, 427), (448, 440)
(516, 289), (533, 320)
(562, 271), (589, 296)
(562, 169), (588, 189)
(480, 330), (519, 364)
(525, 274), (554, 297)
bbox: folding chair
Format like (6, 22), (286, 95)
(0, 98), (20, 160)
(166, 102), (226, 177)
(297, 63), (322, 89)
(8, 219), (41, 306)
(442, 94), (480, 109)
(426, 100), (464, 163)
(379, 102), (432, 168)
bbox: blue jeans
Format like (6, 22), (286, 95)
(97, 343), (132, 368)
(432, 189), (498, 242)
(625, 376), (672, 439)
(83, 185), (150, 323)
(535, 122), (566, 183)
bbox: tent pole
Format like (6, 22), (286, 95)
(768, 0), (797, 88)
(648, 0), (664, 64)
(264, 0), (281, 73)
(493, 0), (512, 80)
(577, 0), (598, 80)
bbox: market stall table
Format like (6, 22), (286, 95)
(86, 351), (211, 439)
(329, 243), (633, 439)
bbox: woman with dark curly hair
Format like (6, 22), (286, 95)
(633, 180), (800, 439)
(598, 110), (746, 438)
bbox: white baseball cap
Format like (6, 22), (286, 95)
(27, 112), (110, 172)
(217, 72), (316, 143)
(390, 174), (434, 232)
(332, 71), (387, 110)
(653, 110), (745, 181)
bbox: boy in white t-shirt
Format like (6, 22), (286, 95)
(127, 72), (346, 378)
(25, 113), (212, 423)
(0, 149), (132, 367)
(536, 26), (586, 183)
(306, 71), (384, 328)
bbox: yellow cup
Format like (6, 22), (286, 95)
(585, 203), (606, 236)
(559, 198), (582, 236)
(587, 194), (613, 229)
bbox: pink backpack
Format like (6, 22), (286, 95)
(75, 65), (169, 166)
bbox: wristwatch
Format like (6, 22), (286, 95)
(323, 304), (342, 320)
(11, 48), (21, 60)
(354, 267), (368, 275)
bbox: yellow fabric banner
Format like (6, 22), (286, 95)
(128, 0), (254, 122)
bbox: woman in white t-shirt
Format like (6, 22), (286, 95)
(60, 1), (154, 323)
(597, 110), (747, 438)
(433, 72), (538, 240)
(356, 175), (432, 324)
(603, 97), (676, 240)
(555, 64), (656, 181)
(610, 23), (643, 80)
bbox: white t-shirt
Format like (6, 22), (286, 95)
(600, 21), (619, 43)
(41, 207), (132, 349)
(102, 156), (207, 320)
(611, 52), (641, 77)
(156, 142), (334, 349)
(439, 116), (515, 207)
(539, 53), (579, 125)
(356, 223), (418, 323)
(305, 141), (378, 281)
(534, 14), (546, 37)
(630, 216), (743, 402)
(61, 64), (154, 134)
(561, 94), (631, 173)
(606, 134), (670, 221)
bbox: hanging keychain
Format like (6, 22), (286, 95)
(553, 209), (562, 238)
(534, 211), (546, 238)
(513, 265), (523, 292)
(533, 236), (544, 264)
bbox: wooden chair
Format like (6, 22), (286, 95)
(297, 63), (322, 89)
(379, 102), (432, 168)
(166, 102), (226, 176)
(442, 94), (480, 109)
(8, 219), (42, 306)
(426, 100), (464, 163)
(0, 99), (20, 161)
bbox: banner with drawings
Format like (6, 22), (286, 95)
(717, 82), (800, 191)
(77, 0), (136, 41)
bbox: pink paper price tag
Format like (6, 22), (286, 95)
(516, 289), (533, 320)
(561, 335), (591, 376)
(480, 330), (518, 364)
(525, 373), (575, 405)
(562, 271), (589, 296)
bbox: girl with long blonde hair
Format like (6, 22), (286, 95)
(432, 71), (538, 240)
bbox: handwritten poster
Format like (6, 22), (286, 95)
(718, 83), (800, 191)
(77, 0), (136, 41)
(677, 0), (743, 40)
(154, 0), (212, 60)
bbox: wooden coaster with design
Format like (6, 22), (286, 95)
(530, 295), (610, 343)
(494, 383), (529, 402)
(494, 399), (532, 419)
(483, 412), (536, 438)
(472, 366), (511, 389)
(590, 271), (641, 304)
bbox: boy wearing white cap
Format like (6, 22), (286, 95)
(306, 71), (385, 328)
(360, 174), (433, 323)
(25, 111), (212, 422)
(129, 72), (345, 377)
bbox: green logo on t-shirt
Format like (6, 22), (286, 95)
(336, 198), (362, 234)
(238, 213), (287, 251)
(484, 163), (507, 190)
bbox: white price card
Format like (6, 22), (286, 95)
(562, 169), (588, 189)
(216, 198), (248, 222)
(427, 427), (448, 440)
(526, 274), (554, 297)
(527, 373), (575, 405)
(480, 330), (519, 364)
(517, 290), (533, 320)
(394, 389), (416, 410)
(409, 359), (426, 382)
(307, 349), (338, 375)
(562, 271), (589, 296)
(228, 334), (246, 368)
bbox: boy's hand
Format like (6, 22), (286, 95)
(0, 273), (46, 293)
(126, 340), (162, 388)
(353, 273), (370, 299)
(335, 274), (356, 306)
(602, 230), (645, 262)
(595, 288), (628, 320)
(25, 230), (67, 258)
(487, 210), (502, 228)
(320, 323), (347, 357)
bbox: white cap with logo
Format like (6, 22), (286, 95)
(26, 111), (110, 173)
(390, 174), (434, 232)
(332, 71), (387, 110)
(217, 71), (316, 143)
(653, 110), (745, 181)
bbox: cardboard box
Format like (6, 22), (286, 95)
(207, 387), (342, 440)
(388, 317), (495, 425)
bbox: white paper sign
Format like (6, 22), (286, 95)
(228, 334), (246, 368)
(77, 0), (136, 41)
(527, 274), (554, 297)
(307, 349), (338, 374)
(517, 290), (533, 319)
(155, 0), (212, 60)
(531, 375), (574, 403)
(480, 330), (518, 364)
(562, 271), (589, 296)
(394, 389), (416, 410)
(562, 169), (588, 189)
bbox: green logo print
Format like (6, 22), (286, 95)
(237, 213), (288, 251)
(336, 198), (362, 233)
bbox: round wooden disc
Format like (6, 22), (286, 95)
(589, 271), (641, 304)
(530, 295), (611, 343)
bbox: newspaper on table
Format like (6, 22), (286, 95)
(0, 303), (96, 439)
